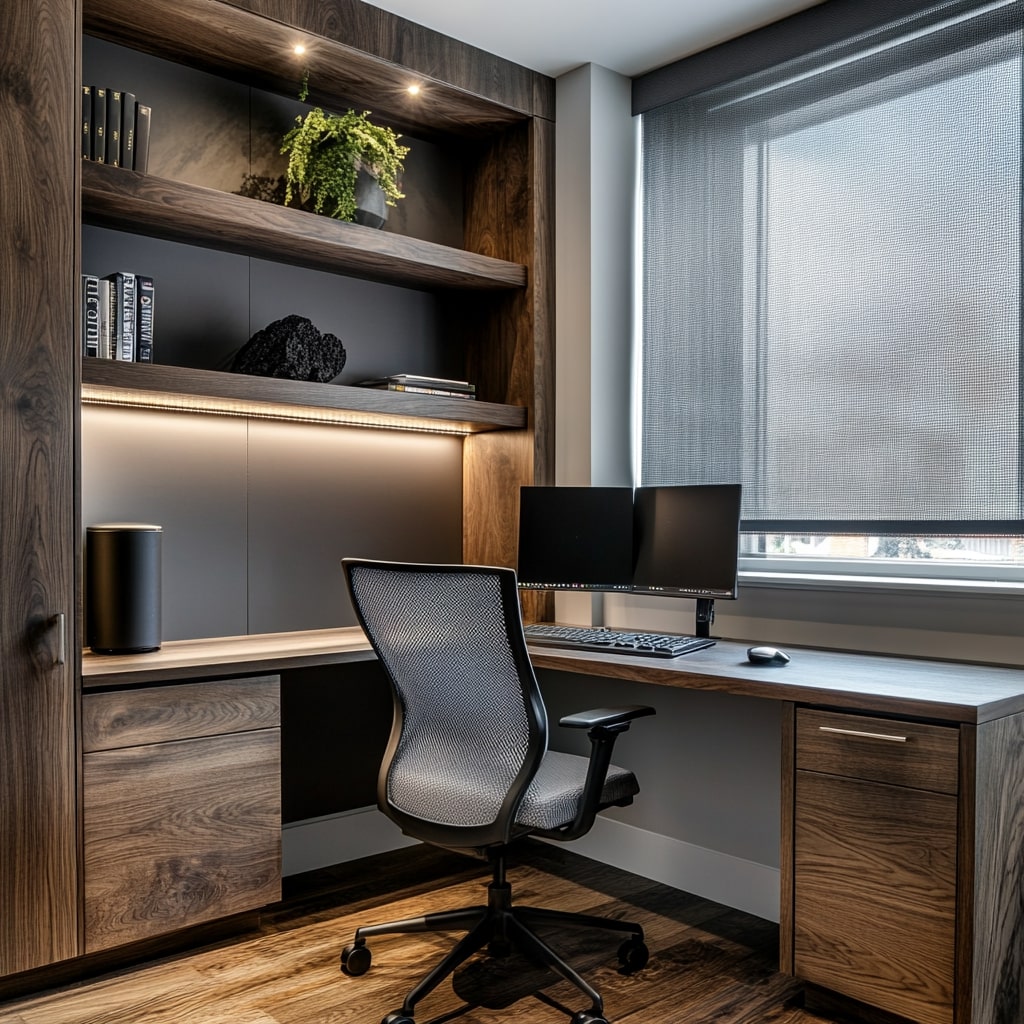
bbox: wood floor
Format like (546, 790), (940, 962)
(0, 843), (861, 1024)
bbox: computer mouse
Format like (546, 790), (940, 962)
(747, 645), (790, 665)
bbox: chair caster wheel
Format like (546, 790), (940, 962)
(618, 936), (649, 972)
(382, 1012), (414, 1024)
(340, 941), (372, 976)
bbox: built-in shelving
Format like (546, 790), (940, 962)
(83, 0), (537, 137)
(82, 161), (527, 291)
(81, 359), (527, 434)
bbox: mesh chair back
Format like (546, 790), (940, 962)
(344, 560), (548, 849)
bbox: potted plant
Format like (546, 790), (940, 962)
(280, 99), (410, 227)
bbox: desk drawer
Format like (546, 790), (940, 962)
(796, 708), (958, 794)
(83, 675), (280, 751)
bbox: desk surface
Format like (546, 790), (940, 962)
(82, 627), (1024, 724)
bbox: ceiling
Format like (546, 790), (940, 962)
(367, 0), (824, 78)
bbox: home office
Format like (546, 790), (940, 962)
(3, 0), (1024, 1022)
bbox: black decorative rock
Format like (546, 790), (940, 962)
(231, 315), (346, 383)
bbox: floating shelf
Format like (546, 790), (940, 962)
(81, 162), (528, 292)
(81, 360), (528, 435)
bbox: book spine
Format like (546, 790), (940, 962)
(120, 92), (136, 171)
(389, 383), (474, 398)
(81, 275), (100, 358)
(106, 89), (122, 167)
(98, 279), (114, 359)
(106, 271), (136, 361)
(135, 275), (155, 363)
(92, 86), (107, 163)
(133, 103), (151, 173)
(82, 85), (93, 160)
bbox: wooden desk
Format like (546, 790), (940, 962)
(82, 632), (1024, 1024)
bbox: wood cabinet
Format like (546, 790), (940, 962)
(0, 0), (550, 986)
(792, 709), (959, 1024)
(82, 676), (281, 952)
(0, 0), (80, 977)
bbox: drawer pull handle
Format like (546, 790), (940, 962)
(819, 726), (908, 742)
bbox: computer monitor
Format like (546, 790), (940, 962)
(516, 486), (634, 591)
(517, 483), (742, 637)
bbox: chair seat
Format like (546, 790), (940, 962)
(516, 749), (639, 831)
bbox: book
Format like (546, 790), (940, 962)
(106, 89), (123, 167)
(135, 275), (155, 363)
(133, 103), (151, 173)
(120, 92), (136, 171)
(91, 86), (107, 163)
(97, 278), (114, 359)
(104, 271), (136, 361)
(81, 85), (93, 160)
(81, 274), (100, 358)
(357, 374), (476, 397)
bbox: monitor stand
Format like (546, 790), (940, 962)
(695, 598), (715, 639)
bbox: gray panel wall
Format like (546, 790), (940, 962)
(82, 407), (463, 641)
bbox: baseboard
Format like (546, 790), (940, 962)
(282, 806), (417, 877)
(543, 816), (781, 923)
(283, 807), (780, 922)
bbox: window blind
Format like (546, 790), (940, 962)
(639, 0), (1022, 534)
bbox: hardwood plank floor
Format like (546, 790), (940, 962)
(0, 843), (870, 1024)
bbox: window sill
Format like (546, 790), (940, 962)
(739, 568), (1024, 599)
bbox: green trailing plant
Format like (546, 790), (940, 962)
(280, 86), (410, 222)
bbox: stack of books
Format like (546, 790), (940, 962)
(357, 374), (476, 399)
(80, 271), (155, 363)
(82, 85), (152, 172)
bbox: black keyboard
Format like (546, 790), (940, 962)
(523, 623), (714, 658)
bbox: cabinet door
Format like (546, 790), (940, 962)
(794, 710), (959, 1024)
(0, 0), (80, 975)
(84, 727), (281, 952)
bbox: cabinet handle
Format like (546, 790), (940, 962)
(819, 726), (907, 742)
(52, 612), (66, 666)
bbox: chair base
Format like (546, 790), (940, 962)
(341, 852), (648, 1023)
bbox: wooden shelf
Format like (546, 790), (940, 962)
(81, 360), (527, 434)
(82, 161), (527, 291)
(83, 0), (534, 138)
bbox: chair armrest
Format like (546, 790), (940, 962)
(535, 705), (656, 843)
(559, 705), (655, 733)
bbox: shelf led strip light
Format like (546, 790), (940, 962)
(80, 384), (477, 436)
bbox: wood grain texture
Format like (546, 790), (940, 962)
(794, 771), (957, 1024)
(82, 627), (374, 687)
(796, 708), (959, 794)
(224, 0), (555, 121)
(970, 711), (1024, 1024)
(528, 640), (1024, 724)
(81, 360), (526, 435)
(0, 842), (859, 1024)
(81, 161), (527, 291)
(0, 0), (80, 977)
(84, 0), (533, 138)
(461, 117), (555, 572)
(84, 729), (281, 952)
(82, 675), (280, 751)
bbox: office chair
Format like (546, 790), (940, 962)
(340, 559), (655, 1024)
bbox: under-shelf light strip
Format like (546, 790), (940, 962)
(80, 386), (473, 436)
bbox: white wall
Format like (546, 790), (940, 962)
(551, 61), (1024, 920)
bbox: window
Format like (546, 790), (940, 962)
(638, 0), (1024, 581)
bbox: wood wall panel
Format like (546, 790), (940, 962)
(970, 711), (1024, 1024)
(0, 0), (80, 976)
(462, 116), (554, 604)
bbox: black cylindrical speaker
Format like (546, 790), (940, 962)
(86, 524), (162, 654)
